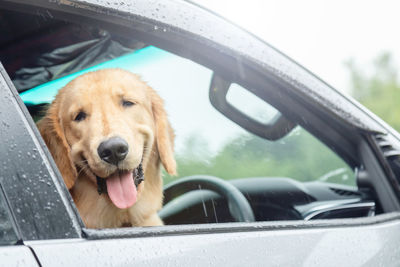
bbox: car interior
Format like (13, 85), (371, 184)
(0, 6), (380, 226)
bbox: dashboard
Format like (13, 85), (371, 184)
(160, 177), (376, 224)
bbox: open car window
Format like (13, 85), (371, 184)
(0, 7), (377, 230)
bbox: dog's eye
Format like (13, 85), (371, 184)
(74, 111), (87, 122)
(122, 100), (135, 107)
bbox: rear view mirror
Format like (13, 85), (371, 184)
(209, 74), (297, 141)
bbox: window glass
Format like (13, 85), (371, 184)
(164, 80), (355, 186)
(0, 185), (18, 245)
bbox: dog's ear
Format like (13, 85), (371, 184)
(150, 89), (177, 175)
(37, 99), (77, 189)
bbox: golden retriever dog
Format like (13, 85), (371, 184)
(37, 68), (176, 228)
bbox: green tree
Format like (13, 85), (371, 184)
(346, 52), (400, 131)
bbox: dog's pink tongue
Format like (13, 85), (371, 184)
(106, 171), (137, 209)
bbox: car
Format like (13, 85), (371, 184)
(1, 0), (400, 266)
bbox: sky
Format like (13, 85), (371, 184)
(192, 0), (400, 93)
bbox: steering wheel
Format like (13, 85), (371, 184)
(160, 175), (255, 222)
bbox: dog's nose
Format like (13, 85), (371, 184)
(97, 137), (129, 165)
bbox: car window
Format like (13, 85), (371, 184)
(1, 10), (367, 229)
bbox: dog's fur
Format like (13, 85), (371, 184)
(37, 69), (176, 228)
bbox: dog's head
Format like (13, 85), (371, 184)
(38, 69), (176, 209)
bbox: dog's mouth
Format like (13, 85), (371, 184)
(95, 164), (144, 209)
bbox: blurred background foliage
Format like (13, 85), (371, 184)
(346, 52), (400, 132)
(165, 53), (398, 186)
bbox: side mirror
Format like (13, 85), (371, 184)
(209, 74), (297, 141)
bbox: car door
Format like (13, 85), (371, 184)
(1, 1), (400, 266)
